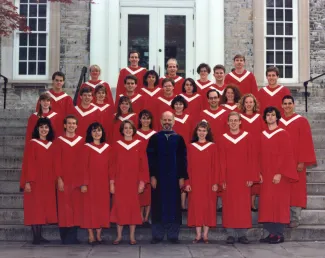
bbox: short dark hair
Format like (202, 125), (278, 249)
(143, 70), (159, 87)
(86, 122), (106, 143)
(171, 95), (188, 110)
(162, 78), (175, 87)
(181, 78), (197, 93)
(94, 84), (107, 95)
(129, 50), (140, 58)
(63, 115), (78, 125)
(197, 63), (211, 74)
(115, 96), (134, 121)
(233, 54), (245, 61)
(119, 120), (137, 136)
(124, 74), (138, 84)
(263, 106), (281, 124)
(32, 117), (55, 141)
(191, 121), (214, 143)
(138, 109), (154, 129)
(52, 71), (65, 81)
(266, 66), (280, 76)
(80, 86), (92, 96)
(213, 64), (226, 73)
(282, 95), (295, 104)
(206, 89), (220, 99)
(220, 84), (242, 104)
(37, 92), (52, 117)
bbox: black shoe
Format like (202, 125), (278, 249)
(251, 207), (258, 212)
(217, 207), (223, 212)
(150, 238), (162, 244)
(238, 236), (249, 244)
(169, 238), (180, 244)
(181, 209), (187, 212)
(269, 235), (284, 244)
(259, 234), (273, 243)
(143, 221), (151, 227)
(226, 236), (235, 244)
(32, 239), (41, 245)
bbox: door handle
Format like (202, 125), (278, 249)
(153, 65), (155, 71)
(158, 65), (161, 77)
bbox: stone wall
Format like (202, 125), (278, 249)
(224, 0), (254, 73)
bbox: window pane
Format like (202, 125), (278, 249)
(275, 38), (283, 49)
(276, 0), (283, 7)
(267, 23), (274, 35)
(29, 48), (37, 60)
(38, 19), (47, 31)
(38, 34), (46, 46)
(38, 48), (46, 60)
(39, 5), (47, 17)
(266, 0), (274, 7)
(29, 34), (37, 46)
(276, 23), (284, 35)
(19, 34), (28, 46)
(285, 0), (292, 8)
(29, 19), (37, 30)
(30, 0), (39, 3)
(38, 0), (47, 3)
(285, 38), (292, 49)
(20, 4), (28, 17)
(285, 10), (293, 21)
(266, 38), (274, 50)
(19, 62), (27, 74)
(28, 62), (37, 75)
(38, 62), (46, 75)
(278, 65), (284, 77)
(266, 51), (274, 63)
(19, 48), (27, 60)
(276, 52), (283, 64)
(285, 23), (293, 35)
(285, 52), (293, 64)
(20, 0), (28, 3)
(29, 5), (37, 17)
(276, 9), (284, 21)
(267, 10), (274, 21)
(285, 66), (293, 78)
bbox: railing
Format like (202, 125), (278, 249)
(0, 74), (8, 109)
(73, 66), (88, 106)
(303, 72), (325, 112)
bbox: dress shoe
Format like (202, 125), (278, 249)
(150, 238), (162, 244)
(238, 236), (249, 244)
(226, 236), (235, 244)
(289, 221), (300, 228)
(251, 207), (258, 212)
(259, 234), (274, 243)
(169, 238), (180, 244)
(269, 235), (284, 244)
(217, 207), (223, 212)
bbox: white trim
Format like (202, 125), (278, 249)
(141, 87), (161, 97)
(240, 113), (260, 124)
(120, 0), (195, 8)
(223, 104), (238, 111)
(137, 130), (156, 139)
(58, 136), (83, 147)
(46, 112), (57, 119)
(223, 131), (248, 144)
(125, 67), (145, 75)
(279, 114), (302, 126)
(175, 114), (190, 124)
(117, 139), (141, 150)
(46, 91), (69, 101)
(173, 76), (183, 83)
(85, 80), (105, 89)
(191, 142), (213, 151)
(75, 106), (98, 117)
(179, 93), (200, 102)
(31, 139), (52, 149)
(119, 94), (142, 102)
(210, 86), (225, 96)
(94, 104), (110, 111)
(262, 85), (284, 96)
(158, 97), (173, 106)
(195, 80), (214, 90)
(85, 143), (109, 154)
(262, 128), (284, 139)
(118, 113), (136, 121)
(203, 109), (226, 119)
(228, 71), (251, 82)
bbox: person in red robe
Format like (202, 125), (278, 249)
(159, 58), (184, 94)
(257, 66), (291, 114)
(53, 115), (84, 244)
(136, 110), (157, 226)
(259, 107), (298, 244)
(219, 112), (259, 245)
(224, 54), (258, 96)
(78, 122), (112, 245)
(279, 95), (317, 228)
(69, 87), (102, 138)
(195, 63), (214, 96)
(238, 93), (264, 211)
(115, 74), (145, 114)
(116, 50), (147, 98)
(185, 121), (219, 243)
(210, 64), (227, 96)
(179, 78), (203, 121)
(110, 120), (149, 245)
(35, 71), (74, 117)
(111, 96), (138, 143)
(20, 118), (57, 245)
(76, 65), (114, 106)
(220, 84), (242, 112)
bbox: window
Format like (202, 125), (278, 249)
(265, 0), (298, 82)
(14, 0), (49, 79)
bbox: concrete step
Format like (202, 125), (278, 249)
(307, 183), (325, 195)
(0, 127), (26, 136)
(306, 171), (325, 183)
(0, 194), (23, 209)
(0, 146), (24, 157)
(0, 157), (23, 169)
(0, 169), (21, 181)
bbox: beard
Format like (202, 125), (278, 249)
(162, 123), (173, 131)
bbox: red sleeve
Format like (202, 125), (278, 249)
(103, 82), (114, 107)
(35, 100), (40, 112)
(64, 96), (75, 115)
(110, 144), (117, 181)
(52, 141), (63, 178)
(138, 143), (149, 183)
(224, 74), (232, 85)
(247, 134), (260, 182)
(107, 146), (114, 181)
(218, 137), (227, 185)
(25, 142), (37, 183)
(76, 145), (90, 187)
(25, 115), (36, 146)
(298, 118), (316, 166)
(115, 95), (121, 110)
(116, 69), (126, 99)
(250, 73), (259, 96)
(212, 144), (221, 186)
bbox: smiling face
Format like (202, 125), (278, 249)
(197, 126), (208, 141)
(184, 80), (194, 94)
(228, 114), (241, 131)
(90, 68), (100, 80)
(234, 58), (245, 71)
(161, 112), (175, 131)
(140, 114), (151, 128)
(163, 81), (174, 96)
(208, 91), (220, 108)
(64, 118), (78, 134)
(173, 101), (184, 113)
(213, 69), (225, 83)
(39, 124), (49, 139)
(146, 74), (156, 86)
(282, 98), (295, 115)
(52, 75), (64, 91)
(95, 89), (106, 103)
(125, 79), (137, 93)
(40, 99), (51, 111)
(80, 92), (93, 105)
(123, 122), (134, 137)
(120, 101), (130, 114)
(129, 53), (140, 67)
(266, 111), (277, 125)
(167, 61), (178, 77)
(267, 71), (279, 87)
(91, 127), (102, 141)
(244, 96), (255, 113)
(199, 67), (209, 80)
(225, 88), (235, 102)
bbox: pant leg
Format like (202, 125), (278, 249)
(166, 223), (180, 240)
(274, 223), (285, 237)
(226, 228), (237, 238)
(151, 223), (165, 240)
(263, 222), (275, 235)
(290, 206), (302, 222)
(59, 227), (69, 243)
(236, 228), (247, 238)
(64, 227), (79, 244)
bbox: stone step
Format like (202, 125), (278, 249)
(0, 157), (23, 169)
(307, 183), (325, 195)
(0, 194), (23, 209)
(0, 127), (26, 136)
(306, 171), (325, 183)
(0, 169), (21, 181)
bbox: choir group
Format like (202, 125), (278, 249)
(20, 51), (317, 246)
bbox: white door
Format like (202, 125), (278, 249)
(120, 7), (194, 78)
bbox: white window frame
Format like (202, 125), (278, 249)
(264, 0), (298, 84)
(13, 0), (50, 80)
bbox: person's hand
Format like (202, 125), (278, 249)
(110, 183), (115, 194)
(24, 183), (31, 193)
(151, 177), (157, 189)
(297, 162), (304, 172)
(259, 174), (263, 183)
(246, 181), (253, 187)
(273, 174), (281, 184)
(185, 185), (191, 192)
(222, 182), (226, 190)
(58, 178), (64, 192)
(212, 184), (218, 192)
(81, 185), (88, 193)
(138, 181), (145, 193)
(179, 178), (185, 189)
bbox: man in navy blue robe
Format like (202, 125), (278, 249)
(147, 111), (188, 244)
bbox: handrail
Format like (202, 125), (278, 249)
(0, 74), (8, 109)
(303, 72), (325, 112)
(73, 66), (88, 106)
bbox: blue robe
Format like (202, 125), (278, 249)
(147, 131), (188, 224)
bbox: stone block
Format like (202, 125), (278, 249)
(306, 171), (325, 183)
(306, 195), (325, 209)
(0, 157), (23, 169)
(0, 181), (21, 194)
(0, 194), (23, 209)
(0, 169), (21, 181)
(307, 183), (325, 195)
(0, 209), (24, 225)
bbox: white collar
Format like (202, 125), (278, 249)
(162, 76), (182, 83)
(240, 113), (260, 123)
(223, 104), (237, 110)
(46, 91), (68, 101)
(223, 131), (248, 144)
(280, 114), (302, 126)
(125, 67), (145, 75)
(141, 87), (161, 97)
(209, 86), (225, 95)
(85, 143), (109, 153)
(196, 80), (214, 90)
(136, 130), (156, 140)
(31, 139), (52, 149)
(75, 105), (98, 117)
(175, 114), (190, 124)
(33, 112), (57, 119)
(191, 142), (213, 151)
(203, 109), (226, 119)
(85, 80), (105, 88)
(118, 113), (135, 121)
(262, 85), (284, 96)
(228, 71), (250, 82)
(262, 128), (284, 139)
(58, 136), (83, 147)
(179, 93), (200, 102)
(94, 103), (110, 111)
(117, 139), (141, 150)
(120, 94), (142, 102)
(158, 96), (173, 106)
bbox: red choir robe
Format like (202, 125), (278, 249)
(53, 135), (84, 227)
(258, 128), (299, 224)
(69, 104), (102, 138)
(172, 113), (194, 144)
(140, 87), (162, 126)
(257, 85), (291, 114)
(221, 103), (240, 113)
(219, 131), (259, 228)
(178, 93), (203, 121)
(35, 89), (74, 117)
(279, 114), (316, 208)
(210, 84), (226, 96)
(224, 70), (258, 96)
(153, 93), (176, 128)
(110, 139), (149, 225)
(78, 142), (112, 228)
(199, 107), (228, 139)
(93, 103), (114, 142)
(115, 93), (145, 114)
(187, 142), (220, 227)
(136, 129), (157, 207)
(21, 139), (57, 225)
(116, 66), (147, 97)
(77, 80), (114, 106)
(240, 113), (264, 195)
(111, 113), (138, 143)
(195, 80), (214, 96)
(159, 75), (184, 94)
